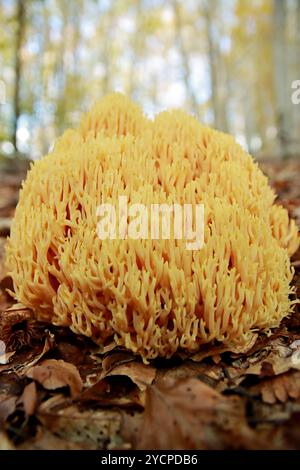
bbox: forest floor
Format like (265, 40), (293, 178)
(0, 158), (299, 450)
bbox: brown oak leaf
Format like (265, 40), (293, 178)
(26, 359), (82, 398)
(104, 361), (156, 392)
(137, 377), (257, 450)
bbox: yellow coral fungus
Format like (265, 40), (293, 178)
(6, 93), (299, 361)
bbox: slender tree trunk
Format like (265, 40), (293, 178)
(295, 0), (300, 154)
(297, 0), (300, 79)
(273, 0), (290, 158)
(127, 0), (143, 98)
(55, 3), (69, 134)
(39, 1), (51, 155)
(172, 0), (199, 116)
(203, 0), (219, 128)
(218, 59), (229, 133)
(202, 0), (228, 131)
(244, 94), (256, 154)
(12, 0), (26, 151)
(102, 2), (117, 95)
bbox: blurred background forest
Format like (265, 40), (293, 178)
(0, 0), (300, 161)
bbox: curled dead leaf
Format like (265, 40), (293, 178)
(0, 347), (16, 365)
(26, 359), (83, 398)
(37, 394), (70, 416)
(80, 376), (144, 407)
(0, 305), (40, 352)
(102, 351), (136, 373)
(0, 330), (55, 375)
(190, 334), (258, 362)
(104, 361), (156, 392)
(18, 332), (55, 375)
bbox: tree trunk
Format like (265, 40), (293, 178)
(273, 0), (290, 158)
(297, 0), (300, 79)
(203, 0), (228, 131)
(12, 0), (26, 151)
(295, 0), (300, 154)
(127, 0), (143, 98)
(102, 2), (117, 95)
(172, 0), (199, 116)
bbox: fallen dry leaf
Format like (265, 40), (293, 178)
(0, 330), (55, 375)
(18, 332), (55, 375)
(251, 370), (300, 404)
(101, 340), (118, 354)
(0, 348), (16, 365)
(18, 428), (87, 450)
(0, 218), (11, 237)
(0, 305), (39, 352)
(276, 411), (300, 449)
(20, 381), (38, 416)
(37, 406), (122, 449)
(80, 376), (144, 407)
(137, 377), (256, 450)
(245, 344), (300, 376)
(57, 341), (88, 366)
(120, 410), (143, 449)
(0, 432), (15, 450)
(225, 335), (300, 383)
(191, 335), (259, 362)
(104, 361), (156, 392)
(26, 359), (83, 398)
(102, 350), (136, 372)
(37, 394), (70, 416)
(0, 393), (17, 424)
(157, 360), (225, 389)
